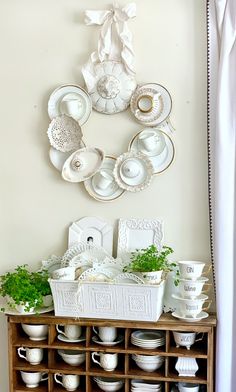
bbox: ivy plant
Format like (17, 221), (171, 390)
(123, 244), (175, 273)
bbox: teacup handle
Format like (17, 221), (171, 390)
(56, 325), (65, 336)
(17, 347), (27, 360)
(202, 264), (212, 276)
(195, 332), (204, 342)
(40, 372), (48, 382)
(202, 283), (212, 294)
(54, 373), (63, 386)
(92, 352), (102, 367)
(93, 327), (99, 336)
(203, 300), (212, 311)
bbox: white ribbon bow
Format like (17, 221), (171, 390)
(84, 2), (136, 76)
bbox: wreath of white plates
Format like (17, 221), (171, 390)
(46, 2), (175, 202)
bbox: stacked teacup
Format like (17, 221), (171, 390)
(172, 261), (211, 321)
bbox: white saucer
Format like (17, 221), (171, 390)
(57, 334), (86, 343)
(48, 84), (92, 125)
(4, 305), (54, 316)
(92, 335), (124, 346)
(172, 293), (208, 301)
(171, 311), (209, 322)
(84, 156), (125, 202)
(129, 130), (175, 175)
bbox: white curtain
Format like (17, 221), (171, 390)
(208, 0), (236, 391)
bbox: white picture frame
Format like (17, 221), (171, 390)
(117, 218), (164, 257)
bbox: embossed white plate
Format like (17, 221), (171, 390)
(47, 114), (83, 152)
(113, 273), (145, 284)
(113, 152), (154, 192)
(68, 217), (113, 253)
(77, 267), (114, 282)
(84, 156), (125, 202)
(61, 242), (111, 267)
(129, 129), (175, 175)
(48, 84), (92, 125)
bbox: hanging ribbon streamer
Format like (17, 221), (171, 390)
(82, 2), (136, 91)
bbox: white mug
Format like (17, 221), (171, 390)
(173, 331), (204, 350)
(56, 325), (82, 340)
(60, 97), (82, 117)
(139, 129), (166, 154)
(93, 326), (117, 342)
(94, 170), (114, 190)
(92, 352), (118, 371)
(20, 371), (48, 388)
(18, 347), (43, 365)
(54, 373), (80, 391)
(52, 267), (75, 281)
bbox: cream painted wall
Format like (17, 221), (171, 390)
(0, 0), (208, 390)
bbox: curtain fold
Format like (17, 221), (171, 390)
(208, 0), (236, 391)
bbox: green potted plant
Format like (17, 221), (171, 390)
(0, 265), (52, 313)
(31, 269), (53, 307)
(123, 244), (175, 284)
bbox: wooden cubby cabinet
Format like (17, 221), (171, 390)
(7, 313), (216, 392)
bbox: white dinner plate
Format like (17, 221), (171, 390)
(113, 273), (145, 285)
(131, 330), (165, 340)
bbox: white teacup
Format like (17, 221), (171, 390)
(60, 96), (83, 117)
(175, 295), (211, 318)
(18, 347), (43, 365)
(21, 324), (48, 341)
(93, 326), (117, 342)
(178, 277), (211, 299)
(94, 170), (114, 190)
(20, 371), (48, 388)
(56, 324), (82, 340)
(137, 95), (154, 113)
(177, 261), (211, 280)
(92, 352), (118, 371)
(121, 159), (140, 178)
(139, 129), (166, 154)
(178, 382), (200, 392)
(173, 331), (204, 350)
(54, 373), (80, 391)
(52, 267), (75, 281)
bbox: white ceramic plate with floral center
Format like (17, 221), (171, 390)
(47, 114), (83, 152)
(62, 147), (104, 182)
(87, 61), (137, 114)
(113, 151), (154, 192)
(129, 129), (175, 175)
(130, 83), (172, 126)
(84, 156), (125, 202)
(48, 84), (92, 125)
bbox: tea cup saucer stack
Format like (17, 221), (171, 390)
(171, 261), (212, 322)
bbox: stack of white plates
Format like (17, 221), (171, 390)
(131, 330), (165, 349)
(131, 379), (163, 391)
(132, 354), (165, 372)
